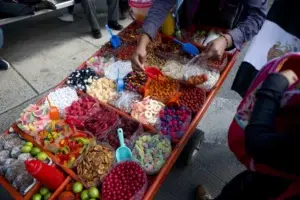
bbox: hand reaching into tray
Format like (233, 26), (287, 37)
(131, 34), (151, 71)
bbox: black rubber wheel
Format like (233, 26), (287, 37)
(177, 129), (205, 167)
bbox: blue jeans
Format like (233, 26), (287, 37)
(0, 28), (3, 49)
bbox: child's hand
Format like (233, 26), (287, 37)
(280, 70), (298, 86)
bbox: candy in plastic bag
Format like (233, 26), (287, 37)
(5, 160), (25, 183)
(18, 153), (32, 161)
(109, 91), (142, 113)
(12, 172), (34, 194)
(0, 133), (19, 148)
(10, 145), (22, 158)
(4, 137), (24, 151)
(2, 159), (18, 175)
(104, 61), (132, 80)
(0, 150), (10, 165)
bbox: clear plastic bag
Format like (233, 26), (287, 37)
(86, 56), (115, 75)
(131, 133), (172, 175)
(104, 61), (132, 81)
(184, 56), (220, 92)
(109, 91), (143, 113)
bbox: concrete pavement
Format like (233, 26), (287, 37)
(0, 8), (247, 199)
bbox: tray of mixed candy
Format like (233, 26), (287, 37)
(1, 21), (239, 200)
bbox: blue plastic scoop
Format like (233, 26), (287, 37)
(116, 69), (124, 93)
(116, 128), (132, 163)
(173, 38), (199, 56)
(106, 24), (121, 49)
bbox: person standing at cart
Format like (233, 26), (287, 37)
(131, 0), (268, 70)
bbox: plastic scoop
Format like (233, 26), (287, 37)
(145, 67), (163, 80)
(46, 97), (60, 120)
(173, 38), (199, 56)
(116, 128), (132, 163)
(106, 24), (121, 49)
(116, 68), (124, 93)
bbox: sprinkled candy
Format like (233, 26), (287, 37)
(157, 106), (192, 143)
(132, 134), (172, 174)
(124, 71), (148, 93)
(66, 68), (99, 92)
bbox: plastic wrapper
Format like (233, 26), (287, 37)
(0, 150), (10, 165)
(1, 159), (18, 176)
(86, 56), (115, 75)
(104, 61), (132, 80)
(202, 31), (220, 46)
(10, 145), (23, 159)
(5, 160), (25, 183)
(102, 161), (148, 200)
(18, 153), (33, 161)
(4, 137), (24, 151)
(156, 106), (192, 143)
(161, 60), (185, 80)
(12, 172), (34, 194)
(132, 134), (172, 175)
(109, 91), (142, 113)
(184, 56), (220, 91)
(0, 133), (19, 148)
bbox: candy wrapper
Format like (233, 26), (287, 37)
(184, 56), (220, 91)
(132, 134), (172, 175)
(156, 106), (192, 143)
(109, 91), (142, 113)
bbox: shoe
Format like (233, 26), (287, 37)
(34, 0), (57, 11)
(196, 185), (213, 200)
(107, 21), (123, 31)
(0, 59), (11, 70)
(91, 30), (102, 39)
(59, 13), (74, 22)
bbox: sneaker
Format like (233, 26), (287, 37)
(196, 185), (213, 200)
(91, 30), (102, 39)
(59, 13), (74, 22)
(0, 58), (11, 70)
(107, 21), (123, 31)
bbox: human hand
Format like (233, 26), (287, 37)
(280, 70), (298, 86)
(200, 34), (232, 60)
(131, 34), (151, 71)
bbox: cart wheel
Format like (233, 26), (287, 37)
(177, 129), (204, 167)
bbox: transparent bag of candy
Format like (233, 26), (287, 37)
(155, 106), (192, 143)
(109, 91), (143, 113)
(131, 133), (172, 175)
(101, 161), (148, 200)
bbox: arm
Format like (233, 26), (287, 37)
(245, 73), (300, 174)
(228, 0), (268, 50)
(141, 0), (176, 40)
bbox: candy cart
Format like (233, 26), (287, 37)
(0, 21), (238, 200)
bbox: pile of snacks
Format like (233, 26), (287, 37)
(59, 181), (100, 200)
(116, 46), (136, 60)
(77, 144), (114, 187)
(87, 77), (118, 103)
(124, 71), (148, 93)
(17, 103), (50, 136)
(132, 134), (172, 174)
(158, 106), (192, 142)
(84, 106), (119, 141)
(102, 161), (148, 200)
(131, 97), (165, 125)
(161, 60), (185, 80)
(109, 91), (142, 113)
(144, 76), (180, 104)
(66, 68), (99, 92)
(179, 87), (206, 114)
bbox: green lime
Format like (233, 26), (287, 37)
(72, 181), (83, 193)
(80, 190), (89, 200)
(21, 145), (32, 153)
(32, 193), (42, 200)
(25, 142), (34, 148)
(89, 199), (96, 200)
(88, 187), (99, 198)
(30, 147), (41, 156)
(43, 192), (52, 200)
(39, 187), (49, 196)
(36, 152), (48, 161)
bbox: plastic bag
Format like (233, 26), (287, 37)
(161, 60), (185, 80)
(184, 56), (220, 91)
(86, 56), (115, 75)
(5, 160), (25, 183)
(12, 172), (34, 194)
(156, 106), (192, 143)
(0, 150), (10, 165)
(132, 133), (172, 175)
(10, 145), (23, 159)
(109, 91), (142, 113)
(104, 61), (132, 81)
(4, 137), (24, 151)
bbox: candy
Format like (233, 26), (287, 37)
(158, 106), (192, 142)
(179, 87), (206, 114)
(66, 68), (99, 92)
(104, 61), (132, 80)
(102, 161), (147, 200)
(132, 134), (172, 174)
(161, 60), (185, 80)
(124, 71), (148, 93)
(86, 56), (115, 75)
(46, 87), (79, 114)
(131, 97), (164, 125)
(77, 144), (114, 187)
(87, 77), (117, 103)
(116, 46), (136, 60)
(109, 91), (142, 113)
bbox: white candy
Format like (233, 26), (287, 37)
(104, 61), (132, 80)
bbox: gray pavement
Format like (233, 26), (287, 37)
(0, 8), (247, 200)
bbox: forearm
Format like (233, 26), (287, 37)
(141, 0), (176, 40)
(228, 0), (267, 50)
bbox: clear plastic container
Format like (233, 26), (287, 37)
(129, 0), (152, 22)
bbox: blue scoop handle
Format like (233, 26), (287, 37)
(118, 128), (125, 147)
(173, 38), (184, 46)
(105, 24), (114, 37)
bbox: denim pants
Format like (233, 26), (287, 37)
(0, 28), (3, 49)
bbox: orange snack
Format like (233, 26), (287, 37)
(187, 74), (208, 85)
(144, 75), (180, 104)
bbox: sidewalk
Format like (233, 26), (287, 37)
(0, 9), (245, 199)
